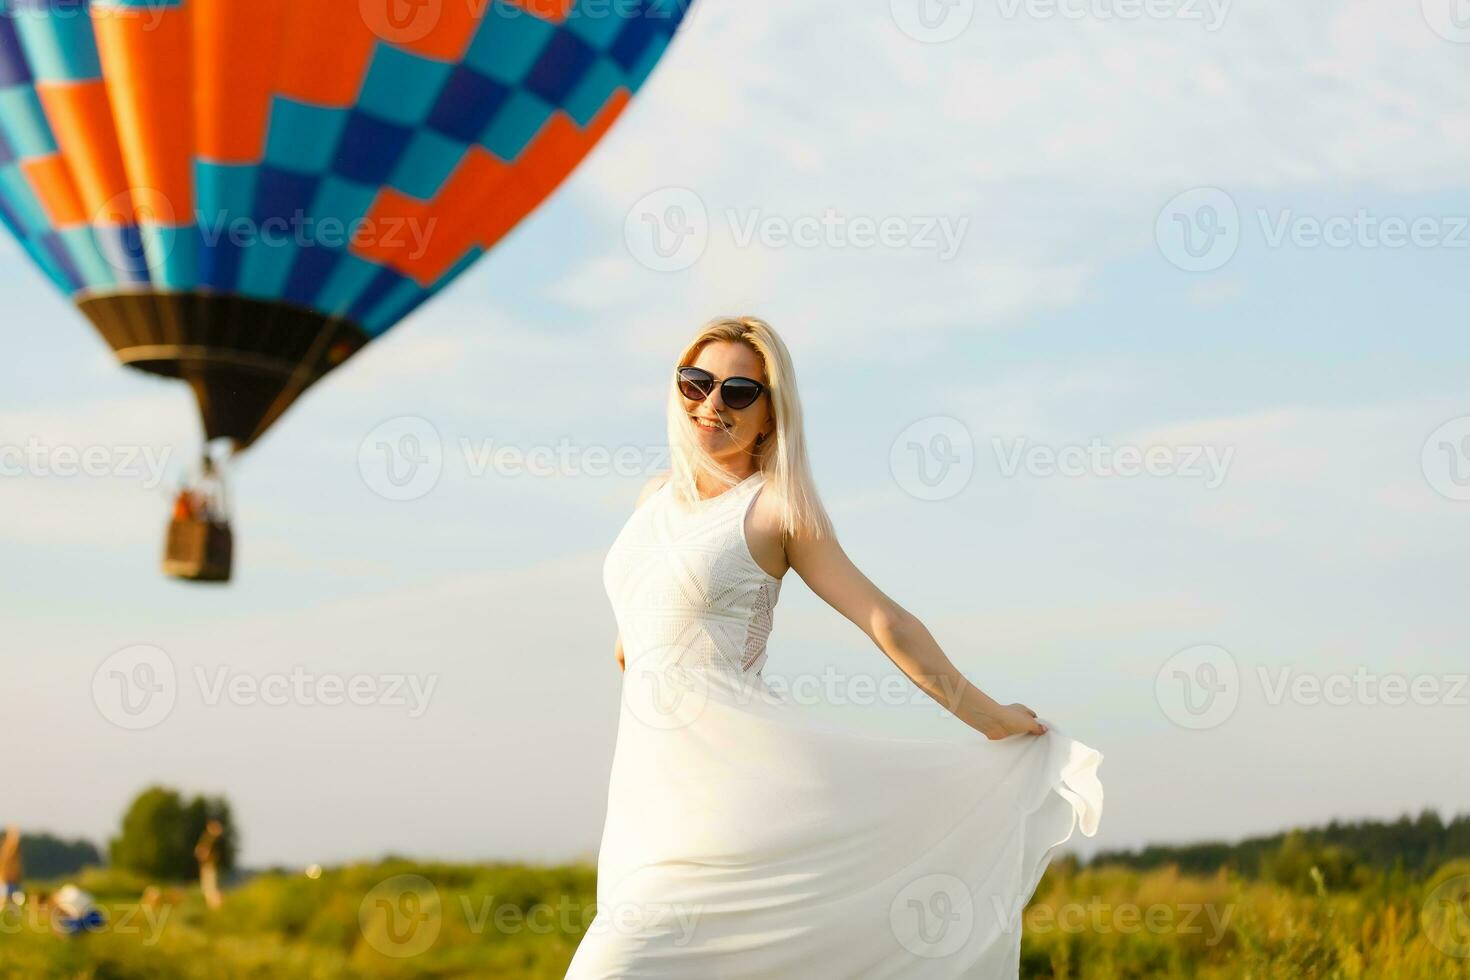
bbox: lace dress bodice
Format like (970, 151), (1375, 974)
(603, 471), (781, 675)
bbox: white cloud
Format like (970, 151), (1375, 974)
(544, 0), (1470, 351)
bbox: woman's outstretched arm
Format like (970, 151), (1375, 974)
(786, 524), (1046, 740)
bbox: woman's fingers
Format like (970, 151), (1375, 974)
(1012, 703), (1046, 734)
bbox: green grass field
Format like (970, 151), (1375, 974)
(2, 857), (1468, 978)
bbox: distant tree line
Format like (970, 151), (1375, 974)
(0, 831), (102, 879)
(1089, 809), (1469, 884)
(110, 787), (239, 880)
(4, 786), (239, 883)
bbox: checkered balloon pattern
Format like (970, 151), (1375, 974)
(0, 0), (692, 444)
(1, 0), (691, 328)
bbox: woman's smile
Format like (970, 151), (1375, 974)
(691, 415), (728, 432)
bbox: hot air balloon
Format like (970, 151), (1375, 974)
(0, 0), (694, 581)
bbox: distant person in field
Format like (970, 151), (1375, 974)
(0, 824), (21, 905)
(195, 819), (224, 910)
(43, 884), (105, 935)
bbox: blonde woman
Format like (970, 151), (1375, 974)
(567, 316), (1103, 979)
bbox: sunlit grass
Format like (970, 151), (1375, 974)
(2, 858), (1468, 978)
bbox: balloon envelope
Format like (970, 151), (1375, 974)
(0, 0), (692, 446)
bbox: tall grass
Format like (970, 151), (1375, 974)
(2, 858), (1467, 978)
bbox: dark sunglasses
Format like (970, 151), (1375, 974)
(676, 366), (767, 410)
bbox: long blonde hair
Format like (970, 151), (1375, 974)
(664, 316), (835, 542)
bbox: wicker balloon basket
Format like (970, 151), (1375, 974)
(162, 518), (233, 583)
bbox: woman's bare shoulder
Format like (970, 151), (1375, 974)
(634, 472), (671, 509)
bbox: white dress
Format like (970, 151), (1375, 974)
(566, 471), (1104, 979)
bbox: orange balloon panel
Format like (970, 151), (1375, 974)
(0, 0), (693, 446)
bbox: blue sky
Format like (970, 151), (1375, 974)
(3, 0), (1469, 868)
